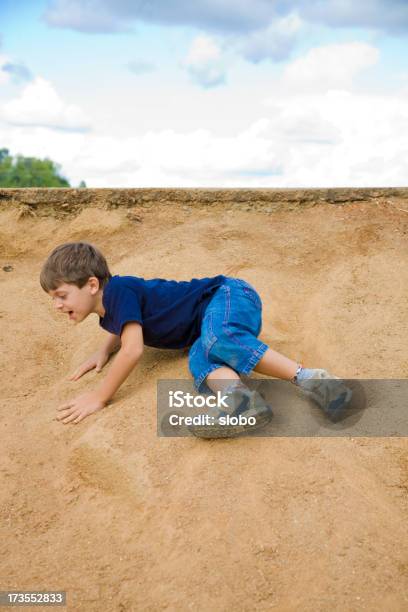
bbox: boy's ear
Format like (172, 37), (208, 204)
(88, 276), (100, 294)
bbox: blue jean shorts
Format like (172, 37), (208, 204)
(188, 277), (269, 393)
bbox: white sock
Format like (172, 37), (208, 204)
(293, 367), (315, 385)
(223, 380), (249, 395)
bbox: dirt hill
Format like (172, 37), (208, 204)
(1, 188), (407, 610)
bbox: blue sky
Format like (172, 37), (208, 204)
(1, 0), (408, 186)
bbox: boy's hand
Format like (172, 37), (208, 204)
(69, 350), (110, 381)
(56, 391), (106, 424)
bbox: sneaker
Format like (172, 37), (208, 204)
(295, 369), (353, 422)
(188, 386), (273, 439)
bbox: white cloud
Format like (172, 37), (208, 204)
(2, 62), (32, 83)
(0, 120), (281, 187)
(1, 42), (408, 188)
(44, 0), (277, 34)
(238, 13), (302, 63)
(282, 42), (379, 92)
(1, 77), (91, 132)
(3, 84), (408, 189)
(185, 35), (221, 65)
(44, 0), (126, 33)
(297, 0), (408, 34)
(252, 41), (408, 186)
(183, 35), (226, 88)
(260, 89), (408, 186)
(43, 0), (408, 36)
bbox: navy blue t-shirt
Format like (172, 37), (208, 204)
(99, 274), (227, 349)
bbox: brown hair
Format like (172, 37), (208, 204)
(40, 242), (112, 292)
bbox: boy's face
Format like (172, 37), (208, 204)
(48, 278), (99, 323)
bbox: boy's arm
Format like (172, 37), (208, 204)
(57, 322), (144, 424)
(96, 323), (143, 403)
(69, 331), (122, 381)
(101, 331), (122, 355)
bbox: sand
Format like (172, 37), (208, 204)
(1, 190), (408, 610)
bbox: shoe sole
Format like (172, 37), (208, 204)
(325, 387), (353, 422)
(188, 390), (273, 439)
(309, 379), (367, 423)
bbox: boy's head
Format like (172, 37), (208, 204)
(40, 242), (112, 323)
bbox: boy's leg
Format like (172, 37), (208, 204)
(253, 348), (300, 380)
(206, 366), (241, 392)
(193, 278), (353, 424)
(254, 348), (353, 421)
(188, 366), (273, 438)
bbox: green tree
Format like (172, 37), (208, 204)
(0, 149), (72, 187)
(0, 148), (9, 162)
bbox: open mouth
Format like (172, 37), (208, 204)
(68, 310), (75, 319)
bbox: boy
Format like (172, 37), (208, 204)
(40, 242), (353, 437)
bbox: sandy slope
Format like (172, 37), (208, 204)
(1, 196), (408, 611)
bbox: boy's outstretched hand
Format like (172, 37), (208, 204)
(59, 325), (143, 425)
(69, 349), (110, 381)
(56, 391), (106, 424)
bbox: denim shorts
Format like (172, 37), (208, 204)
(188, 277), (269, 393)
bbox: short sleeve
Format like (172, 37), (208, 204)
(103, 279), (143, 336)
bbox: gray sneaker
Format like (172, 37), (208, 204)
(188, 386), (273, 439)
(296, 369), (353, 422)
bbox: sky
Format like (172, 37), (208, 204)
(0, 0), (408, 187)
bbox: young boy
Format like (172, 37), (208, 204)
(40, 241), (353, 437)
